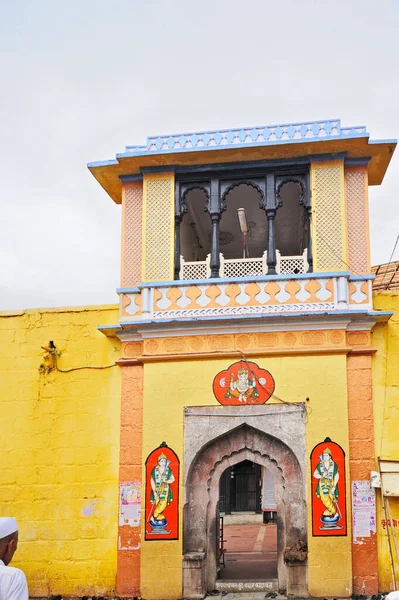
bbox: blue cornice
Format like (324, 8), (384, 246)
(119, 174), (143, 182)
(113, 119), (370, 160)
(345, 157), (371, 166)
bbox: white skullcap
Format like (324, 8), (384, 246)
(0, 518), (18, 539)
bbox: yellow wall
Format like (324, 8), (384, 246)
(141, 351), (352, 599)
(0, 305), (121, 597)
(372, 291), (399, 591)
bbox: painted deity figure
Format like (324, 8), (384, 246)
(149, 453), (175, 531)
(225, 367), (259, 403)
(313, 447), (340, 526)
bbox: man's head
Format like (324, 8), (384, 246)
(322, 448), (332, 463)
(0, 518), (19, 565)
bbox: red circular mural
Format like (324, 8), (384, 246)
(213, 361), (275, 405)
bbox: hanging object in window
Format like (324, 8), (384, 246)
(237, 208), (249, 258)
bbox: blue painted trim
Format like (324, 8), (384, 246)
(118, 309), (376, 327)
(141, 166), (176, 174)
(117, 287), (140, 293)
(309, 152), (346, 162)
(349, 274), (375, 281)
(119, 174), (143, 182)
(97, 324), (122, 330)
(88, 159), (119, 168)
(142, 157), (311, 176)
(116, 132), (369, 160)
(136, 272), (351, 289)
(144, 118), (342, 140)
(345, 157), (371, 166)
(368, 139), (397, 145)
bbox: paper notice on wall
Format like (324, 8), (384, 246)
(354, 510), (371, 538)
(119, 481), (141, 527)
(352, 481), (376, 542)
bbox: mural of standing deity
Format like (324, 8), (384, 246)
(145, 443), (180, 540)
(148, 453), (175, 533)
(313, 447), (342, 529)
(311, 440), (347, 536)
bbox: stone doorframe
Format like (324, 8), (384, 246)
(183, 404), (308, 599)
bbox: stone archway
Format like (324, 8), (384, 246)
(183, 404), (307, 599)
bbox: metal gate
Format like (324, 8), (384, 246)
(219, 460), (261, 513)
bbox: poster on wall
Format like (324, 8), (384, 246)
(310, 438), (347, 536)
(119, 481), (141, 550)
(145, 442), (179, 541)
(213, 360), (275, 405)
(119, 481), (141, 527)
(352, 480), (376, 542)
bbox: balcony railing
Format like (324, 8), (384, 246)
(180, 250), (308, 280)
(118, 273), (373, 323)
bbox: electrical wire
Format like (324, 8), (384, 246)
(51, 346), (116, 373)
(308, 212), (369, 282)
(191, 348), (312, 422)
(381, 234), (399, 290)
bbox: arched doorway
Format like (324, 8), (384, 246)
(219, 459), (278, 583)
(183, 405), (307, 598)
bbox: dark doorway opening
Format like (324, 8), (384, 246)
(220, 460), (262, 513)
(218, 460), (277, 582)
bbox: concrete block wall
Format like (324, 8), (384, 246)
(0, 305), (121, 597)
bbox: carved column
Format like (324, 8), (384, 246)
(174, 179), (187, 280)
(265, 173), (277, 275)
(305, 206), (313, 273)
(304, 171), (313, 273)
(174, 214), (182, 280)
(206, 178), (222, 278)
(266, 209), (277, 274)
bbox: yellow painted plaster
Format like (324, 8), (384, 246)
(141, 350), (352, 599)
(0, 305), (121, 597)
(372, 291), (399, 591)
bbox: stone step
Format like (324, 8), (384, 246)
(215, 579), (279, 593)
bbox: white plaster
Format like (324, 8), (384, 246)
(235, 283), (250, 306)
(274, 282), (290, 303)
(215, 284), (230, 307)
(156, 287), (172, 310)
(124, 294), (140, 316)
(351, 280), (367, 304)
(315, 278), (333, 301)
(196, 285), (212, 307)
(176, 288), (191, 308)
(255, 284), (270, 304)
(295, 280), (311, 302)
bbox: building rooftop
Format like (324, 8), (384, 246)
(88, 118), (396, 203)
(372, 262), (399, 291)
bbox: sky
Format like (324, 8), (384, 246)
(0, 0), (398, 311)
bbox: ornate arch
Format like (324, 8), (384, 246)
(275, 176), (306, 207)
(180, 183), (210, 216)
(220, 179), (266, 210)
(183, 420), (307, 598)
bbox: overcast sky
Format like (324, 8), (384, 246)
(1, 0), (398, 311)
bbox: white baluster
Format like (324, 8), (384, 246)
(275, 250), (281, 275)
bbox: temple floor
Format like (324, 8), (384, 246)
(219, 521), (278, 581)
